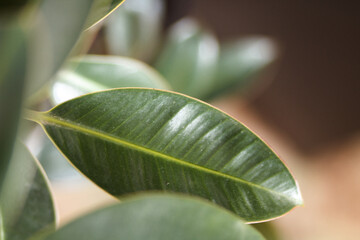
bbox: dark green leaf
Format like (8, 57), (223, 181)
(51, 55), (170, 105)
(105, 0), (164, 61)
(36, 131), (83, 181)
(0, 143), (56, 240)
(28, 88), (302, 222)
(41, 194), (265, 240)
(210, 37), (277, 99)
(0, 18), (27, 191)
(155, 18), (219, 99)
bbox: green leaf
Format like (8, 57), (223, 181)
(105, 0), (164, 61)
(210, 37), (277, 99)
(155, 18), (219, 99)
(253, 222), (279, 240)
(24, 0), (92, 95)
(25, 0), (126, 96)
(36, 131), (83, 181)
(40, 194), (265, 240)
(51, 55), (170, 105)
(84, 0), (126, 29)
(27, 88), (302, 222)
(0, 18), (27, 191)
(0, 143), (56, 240)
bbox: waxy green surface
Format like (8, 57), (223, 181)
(41, 194), (265, 240)
(30, 88), (302, 222)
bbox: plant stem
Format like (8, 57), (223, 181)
(23, 109), (43, 124)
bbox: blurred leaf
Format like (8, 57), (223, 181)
(25, 0), (126, 97)
(210, 37), (277, 99)
(105, 0), (164, 61)
(24, 0), (95, 96)
(84, 0), (126, 29)
(27, 88), (302, 222)
(253, 222), (280, 240)
(41, 194), (265, 240)
(51, 55), (170, 105)
(155, 18), (219, 99)
(0, 143), (56, 240)
(0, 18), (27, 191)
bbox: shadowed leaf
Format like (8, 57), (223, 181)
(25, 0), (126, 96)
(41, 194), (265, 240)
(0, 144), (56, 240)
(0, 18), (27, 191)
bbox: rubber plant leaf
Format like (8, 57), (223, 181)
(155, 18), (219, 100)
(27, 88), (302, 222)
(105, 0), (164, 61)
(51, 55), (170, 105)
(84, 0), (126, 29)
(0, 18), (27, 191)
(40, 194), (265, 240)
(0, 143), (56, 240)
(24, 0), (126, 96)
(210, 37), (277, 100)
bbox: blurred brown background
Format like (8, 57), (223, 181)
(165, 0), (360, 153)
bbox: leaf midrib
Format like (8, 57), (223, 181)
(35, 112), (297, 203)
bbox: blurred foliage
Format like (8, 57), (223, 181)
(0, 17), (27, 191)
(253, 222), (280, 240)
(105, 0), (164, 61)
(0, 0), (29, 15)
(155, 18), (219, 99)
(0, 143), (55, 240)
(51, 55), (170, 105)
(104, 0), (277, 101)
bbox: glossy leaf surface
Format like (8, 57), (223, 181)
(212, 37), (277, 99)
(0, 144), (56, 240)
(51, 55), (170, 105)
(36, 130), (83, 182)
(29, 88), (302, 222)
(155, 18), (219, 99)
(41, 194), (265, 240)
(105, 0), (164, 61)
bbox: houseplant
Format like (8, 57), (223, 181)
(0, 0), (302, 239)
